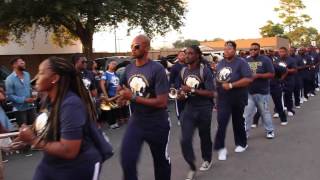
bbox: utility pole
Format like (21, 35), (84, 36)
(114, 27), (117, 53)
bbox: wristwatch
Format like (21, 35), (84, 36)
(228, 83), (233, 89)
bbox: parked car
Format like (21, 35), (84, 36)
(94, 56), (132, 71)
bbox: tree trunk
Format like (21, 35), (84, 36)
(74, 20), (94, 60)
(80, 34), (94, 61)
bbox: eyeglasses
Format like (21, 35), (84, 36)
(131, 44), (141, 50)
(250, 48), (259, 51)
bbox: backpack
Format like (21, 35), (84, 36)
(85, 120), (114, 162)
(180, 63), (205, 82)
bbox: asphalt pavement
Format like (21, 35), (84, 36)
(4, 94), (320, 180)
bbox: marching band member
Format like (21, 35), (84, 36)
(244, 43), (275, 139)
(18, 57), (103, 180)
(100, 60), (121, 129)
(178, 45), (215, 180)
(169, 50), (186, 125)
(278, 47), (297, 117)
(290, 47), (304, 109)
(214, 41), (252, 161)
(117, 35), (171, 180)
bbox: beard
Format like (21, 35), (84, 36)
(18, 66), (25, 71)
(132, 53), (144, 59)
(185, 58), (197, 65)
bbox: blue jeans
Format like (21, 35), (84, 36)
(244, 94), (274, 133)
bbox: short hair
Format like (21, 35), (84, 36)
(225, 41), (237, 49)
(86, 60), (95, 71)
(279, 47), (288, 51)
(10, 56), (23, 65)
(71, 53), (86, 65)
(178, 49), (186, 53)
(187, 45), (202, 55)
(135, 34), (151, 48)
(251, 42), (260, 48)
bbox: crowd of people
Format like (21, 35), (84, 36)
(168, 40), (320, 180)
(0, 34), (319, 180)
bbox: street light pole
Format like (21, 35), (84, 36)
(114, 28), (117, 53)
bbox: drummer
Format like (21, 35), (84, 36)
(100, 60), (121, 129)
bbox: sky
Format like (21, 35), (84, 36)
(93, 0), (320, 52)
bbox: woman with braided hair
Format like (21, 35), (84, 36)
(17, 56), (103, 180)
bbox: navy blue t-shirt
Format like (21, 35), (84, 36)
(247, 55), (275, 94)
(169, 62), (186, 88)
(277, 56), (297, 87)
(270, 62), (287, 90)
(81, 70), (96, 91)
(297, 54), (311, 78)
(216, 57), (252, 103)
(179, 65), (214, 108)
(292, 55), (304, 81)
(121, 60), (169, 120)
(309, 52), (319, 71)
(41, 91), (101, 168)
(294, 55), (305, 71)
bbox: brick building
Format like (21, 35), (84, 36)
(201, 37), (290, 51)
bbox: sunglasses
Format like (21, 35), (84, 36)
(250, 48), (259, 51)
(131, 44), (141, 50)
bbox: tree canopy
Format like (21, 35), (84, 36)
(260, 0), (319, 47)
(0, 0), (186, 58)
(274, 0), (311, 32)
(173, 39), (200, 48)
(260, 20), (285, 38)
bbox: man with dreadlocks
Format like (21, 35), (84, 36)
(17, 57), (103, 180)
(117, 35), (171, 180)
(178, 45), (215, 180)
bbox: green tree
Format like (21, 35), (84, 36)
(0, 0), (186, 58)
(173, 39), (200, 48)
(274, 0), (311, 32)
(212, 38), (224, 41)
(0, 29), (10, 45)
(288, 27), (319, 47)
(260, 20), (285, 37)
(315, 34), (320, 47)
(260, 0), (316, 46)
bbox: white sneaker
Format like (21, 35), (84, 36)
(218, 148), (227, 161)
(316, 88), (319, 91)
(283, 107), (287, 111)
(185, 170), (196, 180)
(287, 111), (294, 117)
(310, 93), (315, 97)
(280, 122), (288, 126)
(234, 145), (248, 153)
(296, 106), (301, 109)
(300, 99), (304, 104)
(307, 93), (311, 97)
(251, 124), (257, 128)
(303, 97), (308, 102)
(273, 113), (279, 118)
(199, 161), (213, 171)
(266, 131), (275, 139)
(110, 123), (119, 129)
